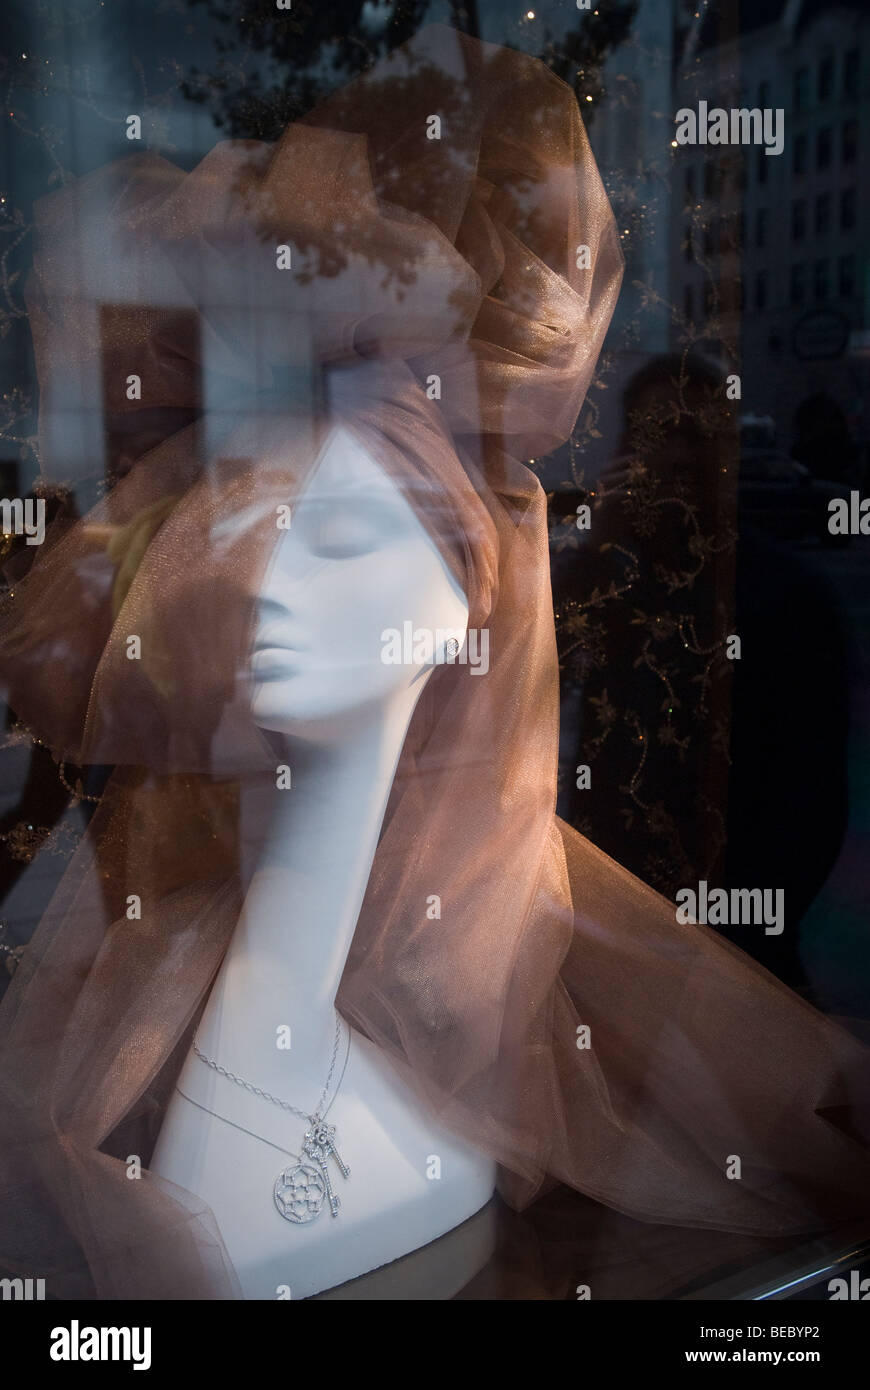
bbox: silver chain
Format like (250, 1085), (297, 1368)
(193, 1011), (344, 1123)
(175, 1085), (304, 1161)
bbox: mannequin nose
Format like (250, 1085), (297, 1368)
(253, 593), (298, 646)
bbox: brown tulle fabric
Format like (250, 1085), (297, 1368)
(1, 24), (870, 1300)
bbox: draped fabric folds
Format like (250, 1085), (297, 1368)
(1, 24), (869, 1299)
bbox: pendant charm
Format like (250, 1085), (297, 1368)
(273, 1122), (350, 1224)
(302, 1120), (350, 1218)
(274, 1163), (327, 1224)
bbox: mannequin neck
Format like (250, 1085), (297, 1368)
(194, 685), (425, 1097)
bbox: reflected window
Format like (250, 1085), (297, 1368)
(703, 161), (717, 197)
(840, 187), (856, 231)
(755, 272), (767, 311)
(838, 254), (855, 299)
(815, 193), (830, 237)
(813, 259), (830, 301)
(703, 281), (716, 318)
(755, 208), (768, 248)
(842, 119), (857, 164)
(756, 147), (768, 185)
(99, 304), (202, 488)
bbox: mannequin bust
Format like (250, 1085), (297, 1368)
(151, 424), (497, 1299)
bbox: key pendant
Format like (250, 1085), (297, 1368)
(331, 1145), (350, 1180)
(320, 1160), (340, 1218)
(303, 1120), (350, 1218)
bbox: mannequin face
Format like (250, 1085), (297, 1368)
(249, 425), (469, 736)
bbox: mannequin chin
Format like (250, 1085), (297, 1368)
(152, 423), (497, 1299)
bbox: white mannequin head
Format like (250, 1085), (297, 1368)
(249, 425), (469, 739)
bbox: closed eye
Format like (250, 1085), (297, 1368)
(300, 497), (398, 558)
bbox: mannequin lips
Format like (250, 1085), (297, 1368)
(250, 645), (303, 679)
(252, 625), (305, 656)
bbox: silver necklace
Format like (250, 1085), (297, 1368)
(190, 1013), (352, 1225)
